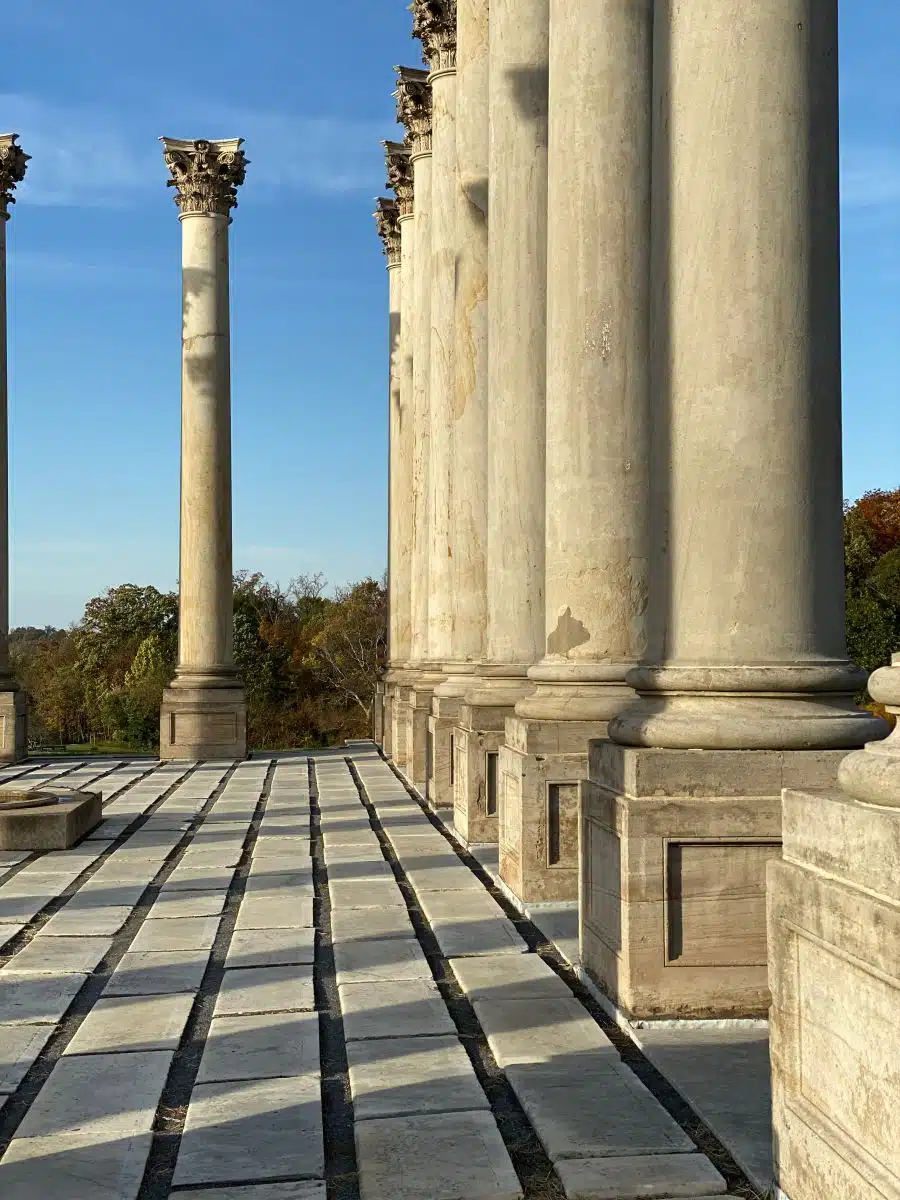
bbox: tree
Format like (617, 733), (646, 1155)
(312, 576), (387, 727)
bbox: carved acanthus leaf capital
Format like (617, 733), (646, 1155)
(160, 137), (248, 218)
(374, 198), (401, 266)
(394, 67), (432, 156)
(410, 0), (457, 72)
(383, 140), (414, 217)
(0, 134), (30, 221)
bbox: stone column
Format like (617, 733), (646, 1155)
(499, 0), (653, 904)
(451, 0), (491, 840)
(384, 142), (417, 772)
(159, 137), (248, 761)
(395, 67), (442, 792)
(463, 0), (549, 862)
(765, 661), (900, 1200)
(374, 193), (403, 758)
(580, 0), (887, 1018)
(0, 135), (29, 763)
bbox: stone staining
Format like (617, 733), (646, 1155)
(411, 0), (458, 70)
(374, 197), (401, 268)
(158, 137), (249, 761)
(0, 135), (29, 762)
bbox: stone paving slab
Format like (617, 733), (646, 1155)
(130, 914), (220, 951)
(15, 1050), (173, 1137)
(419, 890), (525, 958)
(244, 873), (314, 898)
(196, 1011), (320, 1082)
(234, 894), (314, 930)
(104, 948), (211, 995)
(2, 935), (112, 975)
(64, 993), (195, 1055)
(226, 926), (316, 968)
(339, 979), (457, 1040)
(0, 973), (86, 1024)
(0, 1132), (154, 1200)
(148, 889), (228, 919)
(0, 1023), (55, 1091)
(474, 997), (620, 1067)
(214, 964), (315, 1016)
(161, 866), (238, 892)
(40, 904), (134, 937)
(346, 1034), (490, 1120)
(452, 953), (572, 1002)
(321, 827), (382, 849)
(326, 856), (395, 882)
(176, 1185), (326, 1200)
(248, 854), (313, 877)
(333, 936), (433, 985)
(554, 1152), (727, 1198)
(330, 905), (415, 942)
(328, 878), (405, 908)
(173, 1075), (324, 1186)
(0, 922), (26, 948)
(355, 1109), (521, 1200)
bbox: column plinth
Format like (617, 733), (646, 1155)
(159, 137), (248, 760)
(0, 135), (30, 762)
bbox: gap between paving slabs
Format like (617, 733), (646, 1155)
(356, 751), (762, 1200)
(342, 755), (564, 1200)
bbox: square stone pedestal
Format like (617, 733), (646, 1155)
(390, 686), (411, 772)
(769, 788), (900, 1200)
(373, 681), (386, 747)
(0, 790), (102, 850)
(453, 702), (512, 845)
(580, 741), (849, 1020)
(427, 696), (460, 810)
(0, 688), (27, 763)
(404, 685), (436, 794)
(159, 685), (247, 761)
(498, 717), (601, 905)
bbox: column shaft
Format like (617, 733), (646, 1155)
(409, 148), (433, 668)
(394, 213), (415, 664)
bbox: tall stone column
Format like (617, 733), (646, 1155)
(451, 0), (491, 840)
(384, 142), (416, 772)
(580, 0), (887, 1018)
(500, 0), (653, 903)
(0, 135), (29, 763)
(395, 67), (441, 791)
(463, 0), (549, 863)
(373, 194), (403, 758)
(159, 137), (248, 761)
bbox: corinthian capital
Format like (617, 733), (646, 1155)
(0, 134), (30, 221)
(410, 0), (457, 71)
(394, 67), (432, 157)
(374, 198), (401, 267)
(160, 137), (248, 218)
(383, 140), (414, 217)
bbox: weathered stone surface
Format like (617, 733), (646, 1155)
(148, 890), (227, 919)
(339, 979), (456, 1040)
(326, 857), (395, 882)
(0, 791), (102, 851)
(355, 1110), (521, 1200)
(226, 927), (315, 968)
(173, 1076), (324, 1185)
(0, 1023), (55, 1091)
(175, 1186), (325, 1200)
(451, 953), (571, 1002)
(404, 864), (486, 892)
(328, 879), (405, 908)
(330, 905), (415, 943)
(197, 1011), (319, 1083)
(234, 894), (314, 930)
(0, 921), (24, 947)
(161, 866), (237, 892)
(41, 905), (134, 938)
(554, 1153), (727, 1198)
(347, 1034), (488, 1120)
(65, 994), (195, 1055)
(419, 890), (524, 957)
(214, 964), (315, 1016)
(130, 915), (220, 951)
(473, 997), (617, 1068)
(333, 937), (432, 985)
(2, 935), (112, 975)
(16, 1050), (173, 1137)
(0, 1133), (153, 1200)
(0, 973), (86, 1024)
(105, 949), (211, 996)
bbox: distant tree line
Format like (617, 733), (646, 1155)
(10, 572), (386, 753)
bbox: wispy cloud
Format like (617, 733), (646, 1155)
(841, 145), (900, 210)
(1, 93), (390, 210)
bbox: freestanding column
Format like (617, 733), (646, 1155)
(373, 195), (402, 753)
(0, 135), (29, 763)
(451, 0), (491, 840)
(395, 67), (442, 792)
(159, 137), (248, 760)
(581, 0), (887, 1018)
(500, 0), (653, 904)
(384, 142), (417, 771)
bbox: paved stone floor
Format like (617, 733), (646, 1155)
(0, 746), (763, 1199)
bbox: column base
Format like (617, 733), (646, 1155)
(427, 694), (461, 810)
(769, 787), (900, 1200)
(453, 701), (511, 845)
(580, 741), (850, 1019)
(0, 688), (27, 763)
(390, 684), (413, 772)
(373, 680), (386, 746)
(159, 681), (247, 760)
(404, 682), (441, 794)
(498, 716), (602, 905)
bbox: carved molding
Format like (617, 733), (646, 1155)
(160, 137), (248, 218)
(394, 67), (433, 156)
(383, 140), (414, 218)
(410, 0), (457, 72)
(0, 134), (29, 221)
(374, 198), (401, 266)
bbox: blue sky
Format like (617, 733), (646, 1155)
(4, 1), (900, 628)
